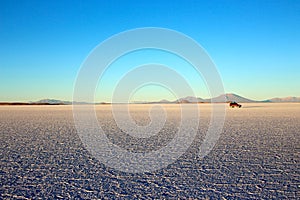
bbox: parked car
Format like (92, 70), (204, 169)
(229, 101), (242, 108)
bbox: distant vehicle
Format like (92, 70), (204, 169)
(229, 101), (242, 108)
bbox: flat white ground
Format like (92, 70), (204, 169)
(0, 103), (299, 199)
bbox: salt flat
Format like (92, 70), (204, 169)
(0, 103), (299, 199)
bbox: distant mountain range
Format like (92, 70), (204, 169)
(0, 99), (90, 105)
(32, 99), (72, 105)
(32, 99), (92, 105)
(267, 97), (300, 103)
(205, 93), (255, 103)
(175, 94), (300, 103)
(156, 93), (300, 103)
(158, 93), (256, 103)
(1, 94), (299, 105)
(35, 95), (256, 104)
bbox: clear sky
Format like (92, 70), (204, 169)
(1, 0), (299, 102)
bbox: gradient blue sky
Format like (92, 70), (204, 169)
(1, 0), (299, 102)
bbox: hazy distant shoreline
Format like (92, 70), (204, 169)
(2, 93), (299, 105)
(0, 102), (65, 106)
(1, 102), (300, 106)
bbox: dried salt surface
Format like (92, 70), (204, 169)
(0, 103), (299, 199)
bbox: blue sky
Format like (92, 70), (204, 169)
(1, 0), (299, 102)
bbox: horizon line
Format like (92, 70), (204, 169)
(1, 93), (300, 104)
